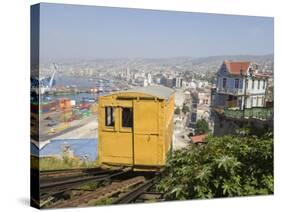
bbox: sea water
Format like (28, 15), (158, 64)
(40, 138), (98, 161)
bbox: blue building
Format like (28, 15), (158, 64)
(212, 60), (269, 110)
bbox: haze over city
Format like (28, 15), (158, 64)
(39, 3), (274, 62)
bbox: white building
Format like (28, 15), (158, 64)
(173, 77), (183, 88)
(143, 78), (148, 87)
(198, 91), (211, 106)
(146, 73), (152, 85)
(126, 67), (131, 81)
(187, 81), (197, 89)
(175, 90), (185, 108)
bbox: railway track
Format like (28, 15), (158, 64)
(51, 176), (146, 208)
(40, 167), (116, 179)
(39, 167), (128, 201)
(39, 168), (162, 208)
(112, 175), (162, 204)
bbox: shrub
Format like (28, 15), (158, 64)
(182, 105), (190, 114)
(157, 133), (273, 200)
(195, 119), (209, 134)
(174, 107), (181, 115)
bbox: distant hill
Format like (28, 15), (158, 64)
(140, 54), (273, 64)
(190, 54), (274, 66)
(41, 54), (274, 74)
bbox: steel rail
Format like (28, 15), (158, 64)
(40, 169), (116, 183)
(40, 167), (106, 177)
(112, 176), (157, 204)
(49, 176), (145, 208)
(40, 170), (129, 200)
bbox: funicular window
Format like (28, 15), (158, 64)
(122, 107), (133, 128)
(105, 107), (115, 127)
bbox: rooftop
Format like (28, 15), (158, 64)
(119, 85), (175, 100)
(224, 60), (251, 75)
(190, 134), (208, 144)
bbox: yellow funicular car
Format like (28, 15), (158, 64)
(98, 85), (175, 171)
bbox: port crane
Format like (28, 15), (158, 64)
(39, 63), (57, 94)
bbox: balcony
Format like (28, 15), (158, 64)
(211, 99), (240, 110)
(217, 87), (248, 96)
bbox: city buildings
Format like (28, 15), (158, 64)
(188, 89), (211, 128)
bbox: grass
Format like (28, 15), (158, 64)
(79, 182), (99, 191)
(89, 197), (114, 206)
(39, 154), (97, 171)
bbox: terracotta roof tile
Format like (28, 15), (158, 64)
(190, 134), (208, 144)
(224, 60), (251, 75)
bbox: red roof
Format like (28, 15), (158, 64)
(224, 61), (251, 75)
(190, 134), (208, 144)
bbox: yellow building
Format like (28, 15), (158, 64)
(98, 85), (175, 170)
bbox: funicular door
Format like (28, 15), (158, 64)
(133, 99), (159, 166)
(114, 99), (134, 165)
(101, 98), (133, 165)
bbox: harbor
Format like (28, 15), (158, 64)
(31, 75), (119, 161)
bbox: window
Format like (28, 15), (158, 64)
(251, 97), (253, 107)
(252, 80), (255, 89)
(234, 79), (239, 88)
(105, 107), (115, 127)
(253, 97), (257, 107)
(246, 79), (248, 89)
(122, 107), (133, 128)
(263, 80), (266, 89)
(222, 78), (227, 88)
(258, 80), (260, 89)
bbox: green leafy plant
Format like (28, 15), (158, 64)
(182, 105), (190, 114)
(195, 119), (209, 134)
(174, 107), (181, 115)
(157, 133), (273, 200)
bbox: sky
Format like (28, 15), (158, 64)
(37, 3), (274, 61)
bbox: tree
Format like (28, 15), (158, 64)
(195, 119), (209, 134)
(156, 133), (273, 200)
(182, 105), (190, 114)
(174, 107), (181, 115)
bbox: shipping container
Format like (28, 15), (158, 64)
(79, 102), (91, 110)
(59, 98), (72, 109)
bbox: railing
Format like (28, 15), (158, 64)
(217, 88), (245, 95)
(223, 107), (273, 120)
(211, 101), (239, 109)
